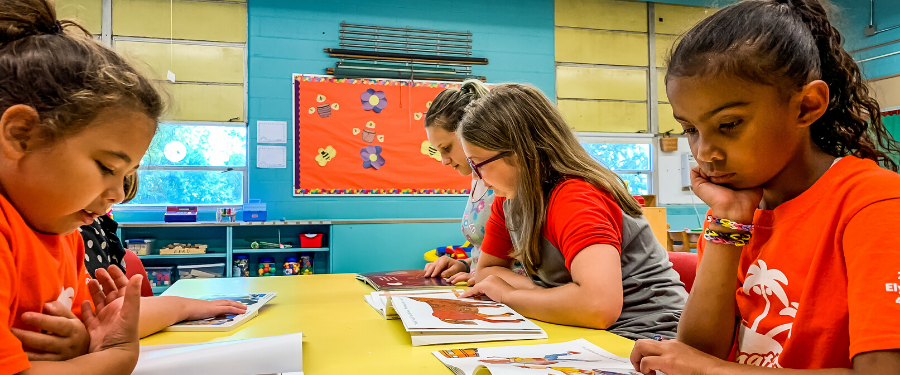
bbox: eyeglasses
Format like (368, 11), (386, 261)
(467, 151), (511, 180)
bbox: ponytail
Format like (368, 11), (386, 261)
(424, 79), (489, 132)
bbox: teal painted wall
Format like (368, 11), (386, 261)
(832, 0), (900, 80)
(331, 223), (462, 273)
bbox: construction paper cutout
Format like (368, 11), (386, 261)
(361, 89), (388, 113)
(366, 121), (376, 129)
(352, 128), (361, 135)
(308, 107), (316, 114)
(360, 145), (385, 170)
(331, 103), (340, 110)
(421, 140), (441, 162)
(426, 101), (432, 109)
(315, 145), (337, 166)
(316, 94), (326, 102)
(377, 135), (385, 143)
(362, 129), (376, 143)
(316, 104), (332, 118)
(414, 112), (423, 120)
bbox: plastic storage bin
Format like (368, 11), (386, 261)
(125, 239), (156, 256)
(300, 234), (323, 248)
(283, 257), (299, 275)
(178, 263), (225, 279)
(242, 199), (267, 222)
(145, 266), (177, 286)
(233, 255), (250, 277)
(257, 257), (276, 276)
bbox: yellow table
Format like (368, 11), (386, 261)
(141, 274), (636, 374)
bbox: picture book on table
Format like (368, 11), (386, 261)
(356, 269), (458, 290)
(433, 339), (639, 375)
(364, 289), (466, 319)
(165, 292), (277, 332)
(391, 291), (547, 346)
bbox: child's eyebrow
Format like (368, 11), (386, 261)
(673, 101), (749, 123)
(99, 150), (132, 163)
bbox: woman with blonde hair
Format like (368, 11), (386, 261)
(458, 83), (686, 339)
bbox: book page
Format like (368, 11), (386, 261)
(393, 293), (542, 332)
(432, 339), (638, 375)
(166, 293), (277, 331)
(135, 332), (303, 375)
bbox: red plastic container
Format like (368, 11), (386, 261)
(300, 233), (323, 248)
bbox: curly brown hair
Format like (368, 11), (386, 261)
(666, 0), (900, 171)
(0, 0), (163, 147)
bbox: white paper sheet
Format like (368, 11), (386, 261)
(134, 332), (303, 375)
(257, 146), (286, 168)
(257, 121), (287, 143)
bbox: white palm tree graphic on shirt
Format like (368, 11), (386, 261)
(743, 260), (789, 331)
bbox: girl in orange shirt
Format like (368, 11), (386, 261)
(630, 0), (900, 373)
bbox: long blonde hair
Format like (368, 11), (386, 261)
(457, 83), (641, 274)
(424, 79), (489, 132)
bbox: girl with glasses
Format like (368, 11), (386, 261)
(457, 83), (687, 339)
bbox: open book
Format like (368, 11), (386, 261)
(364, 289), (466, 319)
(164, 292), (277, 332)
(392, 291), (547, 346)
(356, 269), (457, 291)
(433, 339), (639, 375)
(134, 332), (303, 375)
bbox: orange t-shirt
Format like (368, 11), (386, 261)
(0, 195), (92, 374)
(697, 156), (900, 369)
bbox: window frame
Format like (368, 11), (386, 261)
(577, 132), (655, 195)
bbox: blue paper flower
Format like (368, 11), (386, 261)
(360, 145), (385, 169)
(360, 88), (388, 113)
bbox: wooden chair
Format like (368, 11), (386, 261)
(666, 229), (700, 252)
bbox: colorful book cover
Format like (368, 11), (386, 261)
(165, 293), (277, 332)
(364, 289), (466, 319)
(433, 339), (639, 375)
(356, 269), (457, 290)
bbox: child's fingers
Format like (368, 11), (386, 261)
(448, 272), (470, 285)
(24, 351), (64, 362)
(19, 309), (75, 337)
(80, 301), (97, 329)
(42, 301), (78, 319)
(629, 340), (663, 372)
(106, 265), (130, 291)
(11, 328), (62, 354)
(458, 285), (482, 299)
(87, 279), (107, 311)
(120, 275), (143, 324)
(94, 268), (120, 300)
(441, 260), (464, 278)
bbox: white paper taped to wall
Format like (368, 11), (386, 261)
(257, 146), (286, 169)
(257, 121), (288, 143)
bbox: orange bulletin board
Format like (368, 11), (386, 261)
(293, 75), (472, 195)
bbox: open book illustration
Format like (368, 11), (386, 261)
(356, 269), (458, 290)
(364, 289), (466, 319)
(392, 292), (547, 346)
(433, 339), (639, 375)
(165, 292), (277, 332)
(134, 332), (303, 375)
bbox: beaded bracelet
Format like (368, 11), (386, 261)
(704, 228), (752, 246)
(706, 215), (754, 232)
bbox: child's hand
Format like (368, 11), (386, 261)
(424, 256), (468, 278)
(10, 301), (90, 361)
(180, 298), (247, 321)
(630, 338), (723, 375)
(82, 275), (142, 353)
(90, 266), (131, 311)
(458, 275), (515, 303)
(447, 271), (474, 286)
(691, 166), (762, 223)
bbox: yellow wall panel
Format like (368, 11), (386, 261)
(658, 103), (681, 134)
(869, 75), (900, 110)
(161, 84), (244, 122)
(116, 41), (244, 83)
(112, 0), (247, 43)
(556, 0), (647, 32)
(655, 4), (717, 35)
(655, 34), (679, 68)
(556, 28), (648, 66)
(557, 66), (647, 101)
(56, 0), (102, 34)
(657, 71), (668, 102)
(558, 100), (647, 133)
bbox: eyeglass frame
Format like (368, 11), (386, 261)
(467, 151), (512, 180)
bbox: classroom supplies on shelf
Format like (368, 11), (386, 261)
(216, 208), (237, 222)
(233, 255), (250, 277)
(258, 257), (277, 276)
(283, 257), (300, 275)
(392, 291), (547, 346)
(134, 332), (303, 375)
(125, 238), (155, 256)
(178, 263), (225, 279)
(242, 199), (267, 222)
(164, 206), (198, 222)
(165, 292), (277, 332)
(300, 255), (313, 275)
(300, 233), (323, 248)
(364, 289), (466, 319)
(356, 269), (457, 291)
(432, 339), (638, 375)
(146, 266), (177, 287)
(250, 240), (293, 249)
(159, 243), (208, 255)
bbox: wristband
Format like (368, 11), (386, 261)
(706, 215), (754, 232)
(704, 228), (752, 246)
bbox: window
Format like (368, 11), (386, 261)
(125, 124), (247, 206)
(580, 141), (652, 195)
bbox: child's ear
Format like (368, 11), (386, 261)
(796, 80), (829, 128)
(0, 105), (43, 160)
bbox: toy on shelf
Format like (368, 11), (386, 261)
(159, 243), (207, 255)
(145, 266), (176, 286)
(242, 199), (267, 222)
(164, 206), (198, 222)
(125, 239), (155, 256)
(283, 257), (300, 275)
(249, 241), (293, 249)
(300, 255), (313, 275)
(258, 257), (276, 276)
(233, 254), (250, 277)
(216, 208), (237, 222)
(423, 242), (473, 262)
